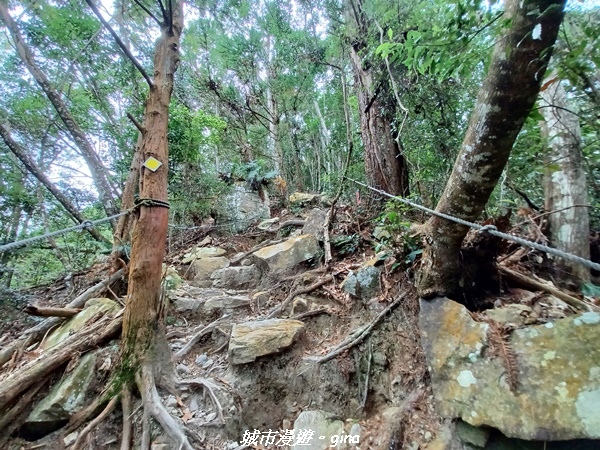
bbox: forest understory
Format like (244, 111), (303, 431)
(1, 197), (599, 450)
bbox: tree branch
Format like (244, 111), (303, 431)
(126, 112), (145, 134)
(132, 0), (162, 26)
(85, 0), (154, 88)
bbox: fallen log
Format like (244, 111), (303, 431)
(0, 269), (124, 367)
(24, 305), (82, 318)
(498, 266), (596, 312)
(0, 311), (123, 418)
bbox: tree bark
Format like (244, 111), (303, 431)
(346, 1), (409, 197)
(540, 74), (590, 288)
(0, 123), (109, 243)
(0, 4), (119, 219)
(120, 2), (183, 382)
(416, 0), (566, 300)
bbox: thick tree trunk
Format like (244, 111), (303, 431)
(346, 2), (409, 197)
(0, 4), (119, 219)
(120, 3), (183, 382)
(540, 75), (590, 288)
(0, 123), (109, 243)
(416, 0), (566, 300)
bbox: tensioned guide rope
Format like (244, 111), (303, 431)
(347, 177), (600, 272)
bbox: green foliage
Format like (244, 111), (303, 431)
(331, 234), (360, 255)
(375, 200), (422, 265)
(375, 0), (500, 81)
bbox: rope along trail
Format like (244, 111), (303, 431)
(348, 178), (600, 273)
(0, 204), (268, 253)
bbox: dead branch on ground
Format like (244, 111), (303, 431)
(498, 266), (595, 311)
(313, 293), (406, 364)
(174, 315), (231, 361)
(0, 269), (124, 367)
(267, 274), (334, 318)
(24, 305), (82, 318)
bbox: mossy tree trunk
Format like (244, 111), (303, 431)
(416, 0), (566, 300)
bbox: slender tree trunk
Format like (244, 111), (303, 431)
(120, 3), (183, 382)
(0, 123), (109, 243)
(0, 4), (119, 219)
(416, 0), (566, 300)
(540, 74), (590, 288)
(0, 200), (22, 288)
(346, 1), (409, 197)
(112, 131), (143, 259)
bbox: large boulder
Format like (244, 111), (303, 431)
(229, 319), (305, 364)
(41, 298), (120, 350)
(189, 256), (230, 286)
(217, 183), (270, 233)
(252, 234), (320, 274)
(211, 265), (260, 289)
(171, 287), (251, 314)
(420, 297), (600, 440)
(23, 350), (100, 439)
(302, 208), (328, 241)
(182, 246), (226, 264)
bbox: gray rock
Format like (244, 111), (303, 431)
(419, 297), (600, 440)
(289, 192), (318, 205)
(217, 183), (270, 233)
(229, 319), (305, 364)
(302, 208), (328, 241)
(211, 265), (260, 289)
(455, 420), (490, 447)
(189, 256), (230, 282)
(182, 246), (226, 264)
(177, 364), (190, 375)
(165, 396), (178, 407)
(253, 234), (320, 274)
(204, 292), (252, 311)
(25, 351), (99, 438)
(342, 265), (381, 301)
(42, 298), (120, 350)
(292, 296), (310, 316)
(484, 304), (532, 327)
(291, 410), (345, 450)
(195, 354), (209, 366)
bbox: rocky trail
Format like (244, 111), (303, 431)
(1, 197), (600, 450)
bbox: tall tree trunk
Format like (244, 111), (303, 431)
(0, 123), (109, 243)
(346, 1), (409, 197)
(540, 74), (590, 288)
(0, 4), (119, 219)
(120, 2), (183, 382)
(416, 0), (566, 300)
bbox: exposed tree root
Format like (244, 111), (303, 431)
(313, 293), (406, 364)
(121, 387), (132, 450)
(174, 315), (230, 361)
(72, 394), (120, 450)
(138, 364), (194, 450)
(267, 274), (334, 318)
(178, 377), (225, 424)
